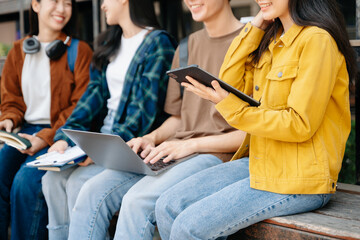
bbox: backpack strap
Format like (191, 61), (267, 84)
(179, 36), (189, 98)
(67, 38), (79, 73)
(179, 36), (189, 68)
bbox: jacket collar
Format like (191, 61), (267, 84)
(271, 24), (304, 49)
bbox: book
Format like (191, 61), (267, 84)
(0, 130), (32, 150)
(37, 156), (86, 171)
(26, 145), (86, 171)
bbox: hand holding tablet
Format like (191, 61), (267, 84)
(166, 65), (260, 107)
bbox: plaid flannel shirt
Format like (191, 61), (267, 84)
(54, 30), (176, 144)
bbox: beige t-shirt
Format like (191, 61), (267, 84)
(165, 27), (243, 161)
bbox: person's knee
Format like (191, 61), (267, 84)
(13, 167), (41, 195)
(42, 171), (60, 195)
(155, 191), (173, 221)
(71, 178), (91, 196)
(68, 176), (104, 210)
(12, 170), (28, 191)
(65, 176), (80, 197)
(157, 185), (189, 217)
(66, 169), (82, 189)
(10, 175), (22, 199)
(122, 190), (140, 210)
(156, 190), (188, 235)
(170, 215), (198, 239)
(65, 170), (90, 200)
(155, 194), (165, 218)
(66, 166), (104, 198)
(169, 204), (212, 239)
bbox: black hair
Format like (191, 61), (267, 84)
(92, 0), (161, 70)
(29, 0), (78, 36)
(252, 0), (357, 81)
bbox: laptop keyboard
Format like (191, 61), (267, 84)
(137, 153), (176, 171)
(146, 159), (176, 171)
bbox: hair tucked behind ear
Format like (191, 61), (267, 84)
(252, 0), (357, 82)
(92, 0), (161, 70)
(29, 0), (78, 36)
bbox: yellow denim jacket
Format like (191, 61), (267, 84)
(216, 23), (351, 194)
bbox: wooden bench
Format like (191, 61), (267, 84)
(111, 183), (360, 240)
(228, 183), (360, 240)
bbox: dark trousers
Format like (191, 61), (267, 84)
(0, 123), (49, 240)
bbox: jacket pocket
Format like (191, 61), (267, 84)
(297, 138), (324, 178)
(265, 64), (298, 109)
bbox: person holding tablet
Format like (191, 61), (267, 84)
(155, 0), (357, 239)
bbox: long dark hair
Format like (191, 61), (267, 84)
(252, 0), (357, 81)
(92, 0), (161, 70)
(29, 0), (78, 36)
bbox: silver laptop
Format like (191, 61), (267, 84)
(62, 129), (194, 176)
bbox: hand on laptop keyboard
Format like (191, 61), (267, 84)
(146, 159), (176, 171)
(137, 153), (176, 171)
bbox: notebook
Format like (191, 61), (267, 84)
(26, 145), (87, 171)
(62, 129), (195, 176)
(37, 156), (86, 172)
(0, 130), (32, 150)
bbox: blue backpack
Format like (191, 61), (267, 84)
(67, 38), (79, 73)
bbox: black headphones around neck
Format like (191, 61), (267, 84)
(23, 36), (70, 60)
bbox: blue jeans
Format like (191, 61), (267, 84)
(42, 164), (105, 240)
(155, 158), (332, 240)
(67, 154), (222, 240)
(68, 169), (143, 240)
(0, 123), (50, 240)
(41, 112), (114, 240)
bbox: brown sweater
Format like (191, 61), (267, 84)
(0, 33), (92, 145)
(165, 28), (243, 162)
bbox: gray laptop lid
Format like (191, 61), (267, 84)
(62, 129), (192, 176)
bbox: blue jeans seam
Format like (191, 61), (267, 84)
(320, 194), (330, 208)
(87, 174), (141, 239)
(29, 191), (46, 240)
(139, 211), (155, 239)
(210, 194), (294, 240)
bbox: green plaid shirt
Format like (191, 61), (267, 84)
(54, 30), (176, 144)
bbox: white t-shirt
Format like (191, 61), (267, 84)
(21, 40), (51, 124)
(106, 29), (148, 111)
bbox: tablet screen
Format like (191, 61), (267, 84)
(167, 65), (260, 107)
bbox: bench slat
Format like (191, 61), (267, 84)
(313, 192), (360, 221)
(230, 184), (360, 240)
(230, 221), (340, 240)
(267, 212), (360, 239)
(264, 189), (360, 239)
(337, 183), (360, 195)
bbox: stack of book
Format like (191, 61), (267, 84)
(27, 145), (86, 171)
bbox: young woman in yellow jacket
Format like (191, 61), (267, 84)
(155, 0), (357, 239)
